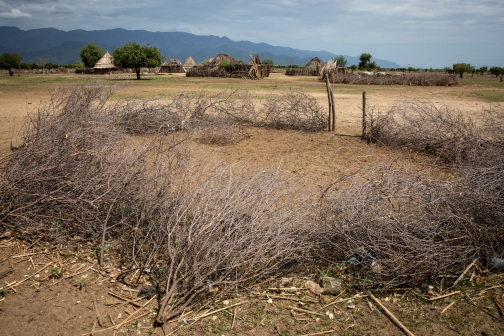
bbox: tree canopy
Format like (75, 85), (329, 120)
(453, 63), (473, 78)
(0, 52), (22, 76)
(358, 53), (372, 70)
(333, 56), (347, 67)
(262, 59), (274, 67)
(113, 42), (164, 79)
(80, 43), (104, 68)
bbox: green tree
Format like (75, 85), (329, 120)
(201, 58), (210, 65)
(478, 66), (488, 76)
(349, 64), (357, 73)
(489, 66), (504, 82)
(74, 61), (84, 68)
(333, 56), (347, 67)
(112, 42), (164, 80)
(358, 53), (372, 70)
(453, 63), (472, 78)
(80, 43), (104, 68)
(0, 53), (22, 76)
(262, 59), (274, 67)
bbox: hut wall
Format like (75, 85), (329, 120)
(158, 65), (185, 73)
(186, 64), (270, 78)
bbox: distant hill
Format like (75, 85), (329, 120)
(0, 26), (401, 68)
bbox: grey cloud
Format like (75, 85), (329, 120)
(0, 8), (31, 18)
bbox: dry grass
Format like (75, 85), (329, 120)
(328, 72), (458, 86)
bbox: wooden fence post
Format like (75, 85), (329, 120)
(325, 74), (336, 131)
(362, 91), (367, 139)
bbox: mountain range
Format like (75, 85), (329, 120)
(0, 26), (401, 68)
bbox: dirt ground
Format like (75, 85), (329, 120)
(1, 72), (504, 335)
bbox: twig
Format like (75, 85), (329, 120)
(3, 281), (17, 293)
(440, 301), (456, 314)
(427, 291), (461, 301)
(288, 306), (324, 316)
(452, 259), (478, 287)
(368, 291), (415, 336)
(322, 289), (347, 308)
(298, 330), (335, 336)
(11, 252), (45, 258)
(323, 292), (366, 308)
(11, 262), (52, 288)
(90, 319), (97, 336)
(492, 296), (504, 316)
(193, 301), (248, 320)
(231, 308), (236, 329)
(114, 295), (157, 330)
(108, 291), (143, 308)
(253, 292), (306, 302)
(268, 287), (307, 292)
(463, 292), (502, 322)
(93, 299), (105, 327)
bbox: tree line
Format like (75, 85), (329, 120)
(2, 45), (503, 82)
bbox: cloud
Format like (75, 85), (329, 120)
(0, 8), (31, 19)
(0, 0), (503, 67)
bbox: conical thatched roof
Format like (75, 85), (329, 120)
(161, 59), (183, 67)
(183, 56), (196, 67)
(303, 57), (325, 72)
(205, 54), (240, 69)
(285, 57), (325, 76)
(93, 51), (117, 69)
(158, 59), (185, 73)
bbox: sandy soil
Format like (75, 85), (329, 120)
(1, 72), (504, 335)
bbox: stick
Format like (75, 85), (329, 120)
(452, 259), (478, 287)
(231, 308), (236, 329)
(3, 281), (17, 293)
(114, 295), (157, 330)
(11, 262), (52, 288)
(322, 289), (347, 308)
(93, 299), (105, 327)
(268, 287), (307, 292)
(362, 91), (367, 138)
(427, 291), (461, 301)
(368, 291), (415, 336)
(108, 291), (143, 308)
(298, 330), (335, 336)
(193, 301), (248, 320)
(253, 292), (313, 302)
(11, 252), (45, 258)
(288, 306), (324, 316)
(441, 301), (456, 314)
(492, 296), (504, 316)
(90, 319), (97, 336)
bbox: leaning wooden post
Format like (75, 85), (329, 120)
(362, 91), (367, 139)
(325, 74), (336, 131)
(325, 74), (332, 131)
(331, 82), (335, 132)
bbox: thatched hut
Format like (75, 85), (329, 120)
(183, 56), (197, 71)
(186, 54), (270, 79)
(285, 57), (325, 76)
(158, 59), (185, 73)
(93, 51), (118, 74)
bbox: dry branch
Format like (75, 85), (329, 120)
(368, 291), (415, 336)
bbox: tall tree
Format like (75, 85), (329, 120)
(0, 53), (22, 76)
(112, 42), (164, 80)
(358, 53), (372, 70)
(80, 43), (104, 68)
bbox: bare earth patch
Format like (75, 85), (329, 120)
(1, 72), (504, 335)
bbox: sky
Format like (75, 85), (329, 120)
(0, 0), (503, 68)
